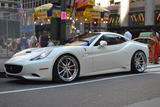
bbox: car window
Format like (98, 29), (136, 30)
(65, 33), (100, 46)
(135, 38), (151, 44)
(94, 34), (126, 46)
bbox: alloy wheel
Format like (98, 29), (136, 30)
(57, 55), (79, 82)
(133, 51), (147, 72)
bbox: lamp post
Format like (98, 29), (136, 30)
(51, 0), (74, 44)
(6, 17), (9, 56)
(60, 0), (67, 44)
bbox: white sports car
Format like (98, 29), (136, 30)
(4, 32), (149, 82)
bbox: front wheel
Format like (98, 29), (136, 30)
(53, 55), (79, 82)
(131, 51), (147, 73)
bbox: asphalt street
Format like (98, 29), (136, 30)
(0, 68), (160, 107)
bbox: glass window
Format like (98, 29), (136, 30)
(8, 3), (12, 8)
(1, 3), (5, 7)
(134, 38), (151, 44)
(129, 12), (145, 26)
(155, 10), (160, 25)
(94, 34), (126, 46)
(108, 14), (120, 26)
(65, 33), (100, 46)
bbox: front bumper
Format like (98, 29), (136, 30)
(4, 58), (54, 81)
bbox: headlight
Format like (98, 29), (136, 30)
(30, 50), (52, 61)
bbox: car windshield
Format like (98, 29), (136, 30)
(65, 33), (100, 46)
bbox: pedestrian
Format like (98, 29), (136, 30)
(20, 34), (29, 50)
(47, 39), (55, 47)
(30, 33), (37, 48)
(156, 31), (160, 41)
(124, 29), (132, 40)
(40, 31), (49, 47)
(149, 31), (159, 64)
(15, 38), (21, 52)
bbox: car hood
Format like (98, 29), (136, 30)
(6, 46), (63, 63)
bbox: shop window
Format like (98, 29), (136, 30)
(155, 11), (160, 25)
(8, 3), (12, 8)
(1, 3), (5, 7)
(129, 12), (144, 26)
(108, 14), (120, 26)
(110, 0), (114, 5)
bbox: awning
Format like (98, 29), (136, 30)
(33, 3), (71, 22)
(33, 3), (110, 23)
(34, 3), (53, 21)
(76, 6), (110, 20)
(74, 0), (95, 8)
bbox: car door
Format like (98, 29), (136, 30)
(90, 34), (128, 72)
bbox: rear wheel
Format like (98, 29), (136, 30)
(131, 51), (147, 73)
(53, 55), (79, 82)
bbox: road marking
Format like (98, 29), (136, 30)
(0, 73), (152, 95)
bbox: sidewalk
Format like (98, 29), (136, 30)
(147, 57), (160, 69)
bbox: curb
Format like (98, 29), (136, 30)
(147, 64), (160, 69)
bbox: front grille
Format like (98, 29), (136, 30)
(5, 64), (23, 74)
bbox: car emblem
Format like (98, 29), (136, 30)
(83, 48), (87, 51)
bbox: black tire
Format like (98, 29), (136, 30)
(53, 55), (79, 82)
(131, 51), (147, 73)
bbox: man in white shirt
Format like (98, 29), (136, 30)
(124, 29), (132, 40)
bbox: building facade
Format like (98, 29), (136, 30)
(100, 0), (160, 35)
(0, 0), (21, 38)
(21, 0), (160, 36)
(22, 0), (52, 9)
(0, 0), (21, 20)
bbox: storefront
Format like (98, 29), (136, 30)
(33, 1), (110, 39)
(129, 12), (145, 26)
(155, 10), (160, 25)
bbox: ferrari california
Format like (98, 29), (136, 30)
(4, 32), (149, 82)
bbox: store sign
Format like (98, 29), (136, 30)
(21, 25), (35, 33)
(61, 12), (67, 20)
(104, 13), (109, 20)
(75, 0), (95, 8)
(34, 3), (53, 20)
(52, 9), (61, 18)
(91, 11), (100, 19)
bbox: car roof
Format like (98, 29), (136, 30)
(139, 32), (153, 37)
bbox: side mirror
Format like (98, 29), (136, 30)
(99, 40), (107, 47)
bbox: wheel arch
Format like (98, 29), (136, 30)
(131, 49), (147, 61)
